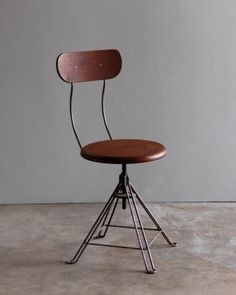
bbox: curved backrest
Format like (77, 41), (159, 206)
(57, 49), (122, 83)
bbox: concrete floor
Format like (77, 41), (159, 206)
(0, 203), (235, 295)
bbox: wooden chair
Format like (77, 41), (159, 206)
(56, 49), (176, 274)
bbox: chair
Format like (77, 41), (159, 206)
(56, 49), (176, 274)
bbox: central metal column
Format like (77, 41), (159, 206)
(119, 164), (128, 209)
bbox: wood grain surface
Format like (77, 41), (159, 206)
(81, 139), (166, 164)
(57, 49), (122, 83)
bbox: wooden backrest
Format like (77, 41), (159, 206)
(57, 49), (122, 83)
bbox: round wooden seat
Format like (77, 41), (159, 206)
(81, 139), (166, 164)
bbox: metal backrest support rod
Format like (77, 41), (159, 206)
(101, 80), (112, 140)
(69, 83), (82, 150)
(69, 80), (112, 150)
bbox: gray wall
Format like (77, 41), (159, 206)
(0, 0), (236, 203)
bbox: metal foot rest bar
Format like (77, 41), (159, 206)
(93, 223), (163, 249)
(88, 231), (162, 250)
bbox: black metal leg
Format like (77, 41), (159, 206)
(130, 184), (176, 247)
(95, 182), (121, 239)
(96, 196), (119, 238)
(128, 184), (157, 273)
(66, 194), (116, 264)
(125, 184), (156, 274)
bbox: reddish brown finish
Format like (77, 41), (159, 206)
(81, 139), (167, 164)
(57, 49), (122, 83)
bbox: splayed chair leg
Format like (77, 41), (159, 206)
(66, 184), (120, 264)
(130, 184), (176, 247)
(125, 184), (156, 274)
(95, 196), (119, 239)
